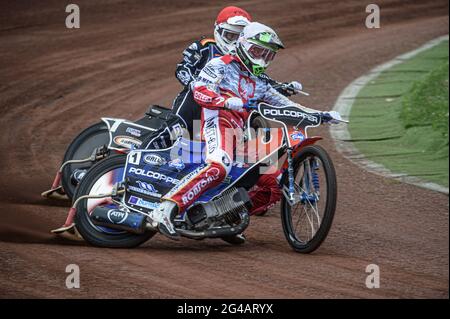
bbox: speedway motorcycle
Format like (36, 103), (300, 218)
(41, 105), (181, 200)
(53, 102), (345, 253)
(42, 104), (269, 201)
(42, 82), (297, 201)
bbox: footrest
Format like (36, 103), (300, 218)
(41, 186), (68, 200)
(51, 223), (75, 234)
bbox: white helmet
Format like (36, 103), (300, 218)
(213, 6), (252, 55)
(236, 22), (284, 76)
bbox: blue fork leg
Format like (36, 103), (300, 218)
(287, 147), (295, 203)
(300, 158), (320, 204)
(311, 158), (320, 193)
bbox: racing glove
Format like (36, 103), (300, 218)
(282, 81), (303, 96)
(322, 111), (342, 124)
(225, 97), (244, 112)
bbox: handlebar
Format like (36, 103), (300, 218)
(296, 90), (310, 96)
(321, 112), (349, 124)
(241, 100), (348, 124)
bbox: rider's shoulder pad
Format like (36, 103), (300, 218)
(200, 37), (216, 47)
(186, 40), (202, 51)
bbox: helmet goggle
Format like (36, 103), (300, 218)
(216, 15), (249, 44)
(217, 27), (241, 44)
(247, 43), (277, 63)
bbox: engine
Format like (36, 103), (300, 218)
(185, 187), (252, 229)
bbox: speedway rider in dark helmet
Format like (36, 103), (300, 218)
(152, 22), (340, 239)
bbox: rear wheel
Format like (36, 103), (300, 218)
(74, 154), (156, 248)
(61, 122), (110, 199)
(281, 145), (337, 253)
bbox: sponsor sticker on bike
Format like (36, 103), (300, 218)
(290, 131), (305, 141)
(143, 154), (167, 166)
(125, 127), (141, 137)
(168, 158), (185, 171)
(113, 135), (142, 149)
(128, 195), (159, 210)
(169, 123), (185, 139)
(128, 167), (179, 185)
(128, 180), (162, 198)
(107, 209), (128, 224)
(263, 108), (319, 124)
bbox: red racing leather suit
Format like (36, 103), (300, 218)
(164, 55), (299, 212)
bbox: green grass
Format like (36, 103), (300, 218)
(349, 40), (449, 187)
(401, 61), (449, 139)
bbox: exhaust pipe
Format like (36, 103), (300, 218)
(90, 206), (149, 234)
(176, 212), (250, 240)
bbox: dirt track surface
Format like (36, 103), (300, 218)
(0, 0), (448, 298)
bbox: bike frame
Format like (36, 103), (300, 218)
(250, 103), (323, 205)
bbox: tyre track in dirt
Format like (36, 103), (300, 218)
(0, 0), (448, 298)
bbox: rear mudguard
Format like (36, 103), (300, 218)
(101, 118), (157, 151)
(102, 105), (175, 151)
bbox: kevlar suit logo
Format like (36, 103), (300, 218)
(238, 76), (255, 100)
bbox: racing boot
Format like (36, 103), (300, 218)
(153, 200), (180, 241)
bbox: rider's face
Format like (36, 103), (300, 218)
(248, 44), (276, 63)
(221, 28), (242, 44)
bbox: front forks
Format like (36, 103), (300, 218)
(283, 149), (320, 206)
(283, 147), (297, 205)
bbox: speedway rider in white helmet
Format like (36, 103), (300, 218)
(166, 6), (303, 145)
(152, 22), (340, 239)
(145, 8), (302, 241)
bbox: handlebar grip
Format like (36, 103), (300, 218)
(320, 112), (348, 124)
(243, 98), (258, 110)
(321, 112), (333, 123)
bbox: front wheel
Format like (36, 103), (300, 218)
(74, 154), (156, 248)
(281, 145), (337, 253)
